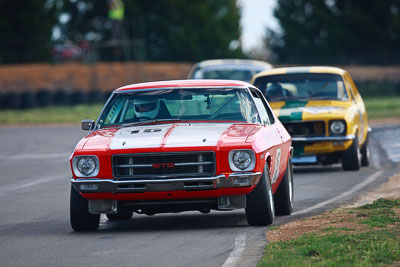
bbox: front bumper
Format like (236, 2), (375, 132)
(291, 134), (356, 164)
(71, 172), (261, 194)
(292, 134), (355, 143)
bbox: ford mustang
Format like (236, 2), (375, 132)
(252, 66), (369, 171)
(69, 79), (293, 231)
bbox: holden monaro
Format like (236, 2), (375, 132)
(252, 66), (369, 171)
(69, 80), (293, 231)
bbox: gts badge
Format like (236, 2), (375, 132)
(130, 128), (162, 134)
(152, 163), (175, 168)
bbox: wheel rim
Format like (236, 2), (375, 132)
(365, 143), (370, 160)
(268, 186), (275, 216)
(355, 138), (361, 163)
(289, 168), (293, 204)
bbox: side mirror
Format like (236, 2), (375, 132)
(81, 119), (94, 131)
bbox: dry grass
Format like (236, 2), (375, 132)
(267, 173), (400, 243)
(0, 62), (193, 92)
(0, 63), (399, 93)
(267, 210), (369, 243)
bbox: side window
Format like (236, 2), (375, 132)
(253, 98), (269, 124)
(103, 96), (126, 125)
(250, 88), (275, 125)
(98, 95), (138, 127)
(343, 76), (357, 103)
(346, 73), (363, 102)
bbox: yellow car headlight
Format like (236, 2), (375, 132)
(329, 120), (346, 135)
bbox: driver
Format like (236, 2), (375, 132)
(133, 99), (160, 119)
(266, 83), (284, 101)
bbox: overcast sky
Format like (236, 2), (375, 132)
(239, 0), (279, 52)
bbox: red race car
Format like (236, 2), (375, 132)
(69, 80), (293, 231)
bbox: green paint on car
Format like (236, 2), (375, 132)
(278, 100), (308, 122)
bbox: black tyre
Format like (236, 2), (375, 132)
(53, 89), (71, 106)
(274, 158), (294, 215)
(71, 90), (88, 105)
(245, 164), (275, 226)
(70, 185), (100, 231)
(88, 89), (106, 104)
(341, 138), (360, 171)
(106, 210), (133, 221)
(360, 134), (369, 167)
(2, 91), (21, 109)
(20, 91), (37, 109)
(36, 89), (53, 107)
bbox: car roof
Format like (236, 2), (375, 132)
(195, 59), (272, 69)
(253, 66), (347, 80)
(115, 79), (253, 92)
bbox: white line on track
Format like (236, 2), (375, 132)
(222, 232), (247, 267)
(0, 174), (66, 197)
(0, 153), (68, 160)
(292, 170), (384, 215)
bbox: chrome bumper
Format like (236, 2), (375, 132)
(292, 134), (355, 143)
(71, 172), (261, 193)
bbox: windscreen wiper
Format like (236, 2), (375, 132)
(119, 119), (182, 128)
(309, 96), (337, 100)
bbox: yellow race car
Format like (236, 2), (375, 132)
(252, 66), (369, 171)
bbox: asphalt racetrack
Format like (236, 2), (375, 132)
(0, 126), (397, 267)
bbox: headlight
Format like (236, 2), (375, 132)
(330, 120), (346, 135)
(229, 150), (256, 171)
(72, 156), (99, 177)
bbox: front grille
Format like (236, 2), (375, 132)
(113, 152), (216, 179)
(283, 121), (325, 137)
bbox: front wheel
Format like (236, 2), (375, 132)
(341, 138), (360, 171)
(360, 134), (369, 167)
(245, 164), (275, 226)
(70, 185), (100, 231)
(274, 157), (294, 215)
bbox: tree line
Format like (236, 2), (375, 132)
(0, 0), (243, 64)
(266, 0), (400, 65)
(1, 0), (399, 65)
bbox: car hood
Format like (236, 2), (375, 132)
(81, 123), (256, 151)
(269, 100), (351, 122)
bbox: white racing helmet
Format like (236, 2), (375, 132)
(133, 99), (160, 119)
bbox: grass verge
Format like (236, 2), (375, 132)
(0, 104), (103, 125)
(0, 96), (399, 125)
(364, 96), (400, 119)
(260, 198), (400, 266)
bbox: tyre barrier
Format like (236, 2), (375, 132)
(53, 89), (72, 106)
(71, 90), (88, 105)
(88, 89), (106, 104)
(1, 91), (21, 109)
(104, 91), (113, 102)
(20, 91), (37, 109)
(0, 89), (108, 110)
(36, 89), (53, 107)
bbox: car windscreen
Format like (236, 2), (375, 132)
(97, 88), (261, 128)
(254, 73), (349, 102)
(192, 66), (265, 82)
